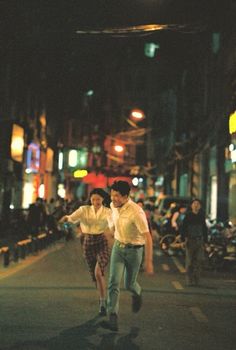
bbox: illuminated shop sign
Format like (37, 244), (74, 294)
(26, 143), (40, 173)
(229, 111), (236, 134)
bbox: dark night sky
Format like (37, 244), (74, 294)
(0, 0), (233, 128)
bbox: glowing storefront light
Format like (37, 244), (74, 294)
(58, 152), (63, 170)
(229, 111), (236, 134)
(231, 149), (236, 163)
(114, 144), (124, 153)
(58, 184), (66, 198)
(38, 184), (45, 198)
(132, 177), (139, 186)
(73, 169), (88, 178)
(22, 183), (34, 208)
(11, 124), (24, 162)
(26, 143), (40, 173)
(68, 149), (77, 167)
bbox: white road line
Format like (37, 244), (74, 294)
(190, 307), (208, 323)
(171, 256), (186, 273)
(172, 280), (184, 290)
(162, 263), (170, 271)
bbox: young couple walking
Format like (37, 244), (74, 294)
(60, 180), (154, 332)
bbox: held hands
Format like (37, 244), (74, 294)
(59, 215), (69, 224)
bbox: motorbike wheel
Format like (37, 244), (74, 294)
(159, 234), (176, 255)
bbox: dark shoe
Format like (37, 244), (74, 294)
(109, 313), (118, 332)
(99, 305), (107, 317)
(132, 293), (142, 313)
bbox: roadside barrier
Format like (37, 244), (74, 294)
(0, 227), (68, 268)
(0, 247), (10, 267)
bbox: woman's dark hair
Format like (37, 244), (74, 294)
(89, 188), (111, 207)
(90, 188), (107, 199)
(110, 181), (130, 196)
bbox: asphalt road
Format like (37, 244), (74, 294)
(0, 238), (235, 350)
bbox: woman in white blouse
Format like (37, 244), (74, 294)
(60, 188), (112, 316)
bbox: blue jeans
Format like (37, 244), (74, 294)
(107, 240), (144, 315)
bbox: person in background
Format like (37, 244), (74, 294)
(171, 203), (187, 235)
(106, 181), (154, 332)
(181, 199), (208, 286)
(27, 197), (46, 235)
(59, 188), (112, 316)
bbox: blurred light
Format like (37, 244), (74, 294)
(144, 42), (160, 58)
(139, 177), (144, 183)
(58, 151), (63, 170)
(130, 109), (145, 121)
(212, 33), (220, 54)
(39, 113), (47, 127)
(231, 149), (236, 163)
(229, 144), (234, 152)
(26, 143), (40, 173)
(86, 90), (94, 96)
(58, 184), (66, 198)
(25, 168), (32, 174)
(22, 183), (34, 208)
(68, 149), (77, 167)
(11, 124), (24, 162)
(10, 204), (14, 209)
(114, 144), (124, 153)
(38, 184), (45, 198)
(74, 169), (88, 178)
(132, 177), (139, 186)
(229, 111), (236, 134)
(78, 148), (88, 167)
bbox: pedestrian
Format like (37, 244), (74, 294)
(106, 180), (154, 331)
(171, 203), (187, 235)
(181, 199), (208, 286)
(27, 197), (46, 235)
(59, 188), (112, 316)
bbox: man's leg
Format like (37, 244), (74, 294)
(107, 243), (125, 315)
(124, 247), (144, 312)
(185, 242), (194, 285)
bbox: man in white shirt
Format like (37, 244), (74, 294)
(106, 181), (154, 331)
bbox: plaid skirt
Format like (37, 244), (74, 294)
(83, 233), (109, 282)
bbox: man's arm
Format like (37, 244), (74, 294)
(144, 231), (154, 275)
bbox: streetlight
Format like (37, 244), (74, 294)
(127, 108), (145, 128)
(114, 144), (125, 153)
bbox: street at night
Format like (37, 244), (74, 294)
(1, 2), (236, 349)
(0, 238), (235, 350)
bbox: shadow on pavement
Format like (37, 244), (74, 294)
(5, 316), (140, 350)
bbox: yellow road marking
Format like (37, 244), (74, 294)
(171, 256), (186, 273)
(190, 307), (208, 323)
(172, 281), (184, 290)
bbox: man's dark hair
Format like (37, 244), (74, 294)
(111, 181), (130, 196)
(191, 198), (201, 205)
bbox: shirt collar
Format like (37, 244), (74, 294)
(92, 205), (103, 215)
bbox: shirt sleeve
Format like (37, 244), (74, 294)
(107, 209), (114, 229)
(134, 208), (149, 233)
(67, 206), (83, 224)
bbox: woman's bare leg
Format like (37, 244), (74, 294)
(95, 262), (106, 298)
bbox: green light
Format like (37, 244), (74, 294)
(144, 43), (160, 58)
(86, 90), (94, 96)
